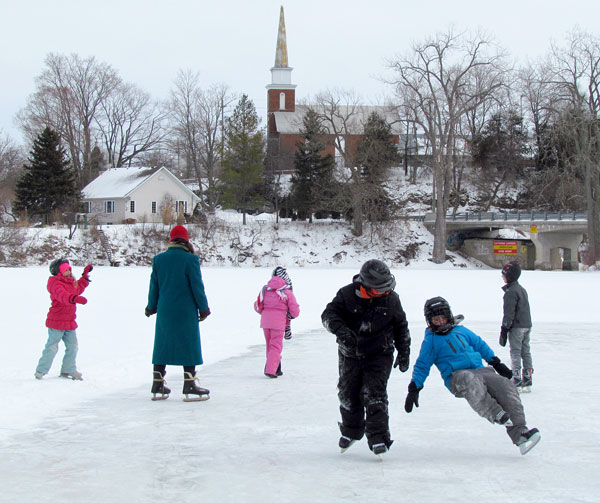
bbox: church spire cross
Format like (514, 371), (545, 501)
(274, 6), (288, 68)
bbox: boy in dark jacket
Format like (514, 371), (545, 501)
(405, 297), (540, 455)
(321, 259), (411, 456)
(499, 261), (533, 391)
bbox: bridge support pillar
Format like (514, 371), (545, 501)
(529, 232), (582, 270)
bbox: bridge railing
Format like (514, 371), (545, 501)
(439, 211), (587, 222)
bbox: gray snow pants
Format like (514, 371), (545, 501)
(508, 327), (533, 373)
(449, 367), (528, 444)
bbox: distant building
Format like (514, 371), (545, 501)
(265, 7), (413, 174)
(82, 166), (200, 225)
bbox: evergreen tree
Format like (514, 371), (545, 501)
(14, 127), (79, 224)
(356, 112), (400, 221)
(472, 110), (529, 210)
(220, 95), (265, 225)
(290, 109), (335, 222)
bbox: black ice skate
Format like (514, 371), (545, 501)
(517, 428), (541, 455)
(519, 368), (533, 393)
(371, 443), (389, 458)
(339, 436), (357, 453)
(183, 372), (210, 402)
(151, 371), (170, 401)
(494, 410), (513, 426)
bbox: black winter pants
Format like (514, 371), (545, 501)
(337, 352), (393, 448)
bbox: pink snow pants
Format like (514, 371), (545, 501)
(263, 328), (284, 375)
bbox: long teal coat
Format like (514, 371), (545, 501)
(147, 245), (210, 365)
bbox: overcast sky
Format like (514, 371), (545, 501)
(2, 0), (599, 144)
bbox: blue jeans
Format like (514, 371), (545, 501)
(36, 328), (78, 374)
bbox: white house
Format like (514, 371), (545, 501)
(81, 167), (201, 225)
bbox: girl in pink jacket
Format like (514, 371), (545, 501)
(254, 272), (300, 378)
(35, 258), (92, 381)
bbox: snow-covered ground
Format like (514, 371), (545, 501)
(1, 265), (599, 502)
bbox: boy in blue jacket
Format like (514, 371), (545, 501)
(404, 297), (540, 455)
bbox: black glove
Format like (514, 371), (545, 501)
(489, 356), (513, 379)
(145, 307), (157, 317)
(198, 309), (211, 322)
(335, 328), (356, 348)
(393, 351), (409, 372)
(404, 381), (421, 413)
(499, 326), (509, 347)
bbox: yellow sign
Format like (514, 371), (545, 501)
(530, 225), (538, 234)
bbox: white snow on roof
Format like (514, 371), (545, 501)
(274, 105), (405, 135)
(82, 167), (156, 199)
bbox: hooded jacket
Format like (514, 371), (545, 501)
(254, 276), (300, 330)
(321, 274), (410, 359)
(46, 274), (90, 330)
(502, 280), (532, 329)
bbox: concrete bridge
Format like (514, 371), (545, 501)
(423, 211), (587, 270)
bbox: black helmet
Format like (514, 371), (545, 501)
(424, 297), (454, 335)
(359, 259), (396, 291)
(49, 258), (68, 276)
(501, 261), (521, 282)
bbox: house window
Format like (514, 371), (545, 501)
(176, 201), (187, 214)
(129, 200), (135, 213)
(83, 201), (91, 213)
(279, 92), (285, 110)
(105, 201), (115, 213)
(151, 201), (157, 214)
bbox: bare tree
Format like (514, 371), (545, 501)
(16, 53), (121, 187)
(0, 131), (24, 182)
(0, 131), (25, 222)
(547, 30), (600, 264)
(312, 89), (366, 235)
(169, 70), (234, 211)
(98, 83), (167, 168)
(389, 28), (507, 262)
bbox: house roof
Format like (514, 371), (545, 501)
(273, 105), (405, 135)
(82, 167), (199, 202)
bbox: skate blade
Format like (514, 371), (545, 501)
(340, 440), (357, 453)
(518, 386), (532, 393)
(60, 374), (83, 381)
(183, 394), (210, 402)
(372, 444), (388, 459)
(519, 432), (541, 455)
(151, 394), (169, 401)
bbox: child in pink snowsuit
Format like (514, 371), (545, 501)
(254, 274), (300, 378)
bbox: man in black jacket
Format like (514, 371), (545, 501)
(321, 259), (411, 456)
(499, 261), (533, 391)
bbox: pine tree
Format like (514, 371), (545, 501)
(14, 127), (80, 224)
(356, 113), (400, 221)
(290, 109), (335, 222)
(220, 95), (265, 225)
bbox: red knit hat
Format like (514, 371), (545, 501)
(169, 225), (189, 242)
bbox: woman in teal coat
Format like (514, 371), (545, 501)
(145, 225), (211, 401)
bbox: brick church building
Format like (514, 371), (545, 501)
(265, 7), (405, 175)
